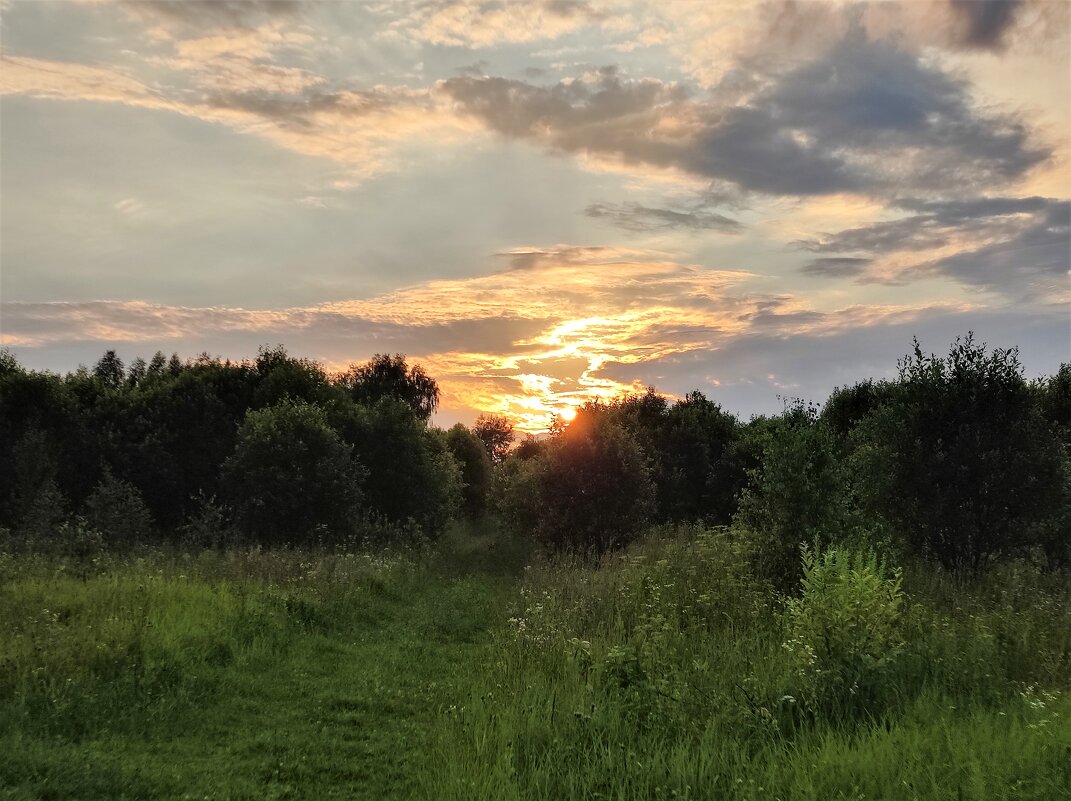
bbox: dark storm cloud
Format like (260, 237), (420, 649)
(585, 201), (741, 233)
(949, 0), (1023, 49)
(802, 257), (873, 278)
(441, 35), (1046, 197)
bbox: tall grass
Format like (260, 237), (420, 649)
(423, 526), (1071, 800)
(1, 525), (1069, 800)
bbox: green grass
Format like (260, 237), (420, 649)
(2, 524), (1069, 800)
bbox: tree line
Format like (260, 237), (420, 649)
(1, 335), (1068, 574)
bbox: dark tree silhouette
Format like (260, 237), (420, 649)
(341, 354), (440, 422)
(472, 413), (514, 461)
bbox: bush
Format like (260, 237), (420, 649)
(445, 424), (493, 517)
(222, 400), (363, 545)
(328, 398), (461, 537)
(783, 545), (904, 719)
(735, 402), (855, 589)
(853, 335), (1066, 570)
(501, 414), (655, 553)
(84, 469), (154, 546)
(180, 492), (236, 549)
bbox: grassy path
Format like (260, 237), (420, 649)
(0, 530), (527, 801)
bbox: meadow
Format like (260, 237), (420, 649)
(2, 522), (1068, 801)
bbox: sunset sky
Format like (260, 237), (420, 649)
(1, 0), (1068, 431)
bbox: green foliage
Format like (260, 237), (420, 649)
(251, 344), (333, 408)
(735, 402), (855, 588)
(1, 526), (1070, 800)
(853, 335), (1067, 570)
(472, 413), (515, 461)
(1032, 363), (1071, 446)
(329, 398), (461, 537)
(84, 469), (154, 546)
(340, 353), (440, 421)
(783, 545), (905, 719)
(180, 492), (236, 549)
(222, 400), (363, 544)
(594, 388), (747, 524)
(500, 413), (656, 552)
(821, 379), (894, 440)
(445, 423), (493, 517)
(92, 349), (125, 390)
(11, 428), (67, 539)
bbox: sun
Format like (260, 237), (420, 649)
(559, 406), (577, 422)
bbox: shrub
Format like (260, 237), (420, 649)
(783, 545), (905, 719)
(180, 492), (236, 549)
(222, 400), (363, 545)
(84, 469), (154, 546)
(853, 335), (1066, 570)
(735, 402), (855, 588)
(329, 398), (461, 537)
(501, 415), (655, 553)
(445, 424), (493, 517)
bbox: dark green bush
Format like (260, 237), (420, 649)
(853, 335), (1066, 570)
(735, 402), (856, 588)
(222, 400), (363, 545)
(445, 423), (493, 517)
(500, 413), (655, 553)
(84, 469), (154, 546)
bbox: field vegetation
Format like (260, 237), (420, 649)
(1, 336), (1068, 799)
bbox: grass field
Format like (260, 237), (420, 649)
(2, 524), (1069, 800)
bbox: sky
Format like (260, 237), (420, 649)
(1, 0), (1069, 432)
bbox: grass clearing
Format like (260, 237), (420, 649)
(2, 524), (1069, 800)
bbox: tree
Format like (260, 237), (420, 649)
(252, 345), (333, 408)
(501, 415), (655, 553)
(93, 350), (125, 390)
(472, 413), (514, 461)
(327, 397), (460, 537)
(1032, 363), (1071, 446)
(341, 354), (439, 422)
(445, 424), (493, 517)
(854, 335), (1067, 570)
(12, 428), (67, 539)
(84, 468), (154, 546)
(222, 400), (364, 545)
(736, 401), (852, 588)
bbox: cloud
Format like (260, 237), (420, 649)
(390, 0), (608, 47)
(656, 0), (1067, 87)
(0, 54), (475, 179)
(119, 0), (304, 33)
(0, 246), (859, 431)
(585, 200), (741, 233)
(948, 0), (1022, 49)
(796, 196), (1070, 300)
(802, 257), (872, 278)
(596, 302), (1069, 415)
(442, 36), (1047, 197)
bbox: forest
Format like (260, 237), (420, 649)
(1, 334), (1069, 800)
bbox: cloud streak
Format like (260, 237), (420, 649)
(796, 196), (1069, 300)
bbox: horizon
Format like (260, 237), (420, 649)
(2, 0), (1069, 432)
